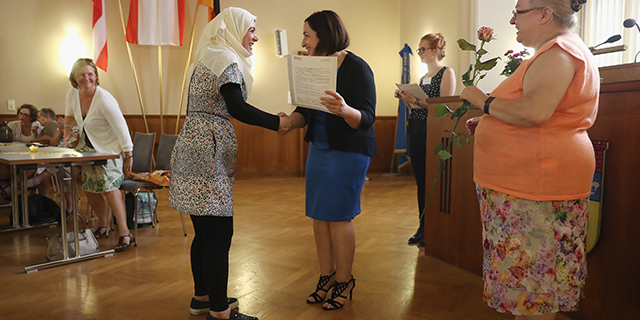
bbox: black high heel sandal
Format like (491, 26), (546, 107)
(322, 275), (355, 310)
(0, 179), (10, 195)
(93, 226), (108, 239)
(307, 271), (336, 304)
(114, 234), (136, 252)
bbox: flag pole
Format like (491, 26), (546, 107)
(117, 0), (149, 133)
(175, 5), (201, 134)
(158, 45), (164, 134)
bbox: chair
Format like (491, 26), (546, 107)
(154, 134), (187, 236)
(118, 132), (159, 243)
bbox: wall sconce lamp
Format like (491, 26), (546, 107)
(60, 29), (87, 74)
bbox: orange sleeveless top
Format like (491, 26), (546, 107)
(473, 34), (599, 201)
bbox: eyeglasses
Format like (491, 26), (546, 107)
(416, 47), (434, 54)
(19, 112), (30, 117)
(512, 7), (543, 19)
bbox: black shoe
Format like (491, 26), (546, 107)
(408, 229), (424, 244)
(190, 297), (239, 315)
(205, 309), (258, 320)
(323, 275), (356, 310)
(307, 271), (336, 304)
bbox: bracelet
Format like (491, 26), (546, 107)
(124, 155), (133, 159)
(484, 96), (495, 115)
(64, 125), (71, 129)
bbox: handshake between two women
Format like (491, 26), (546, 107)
(277, 89), (352, 136)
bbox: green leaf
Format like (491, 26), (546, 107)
(457, 39), (476, 51)
(459, 132), (471, 144)
(450, 105), (468, 119)
(455, 136), (462, 148)
(461, 64), (472, 82)
(434, 143), (444, 155)
(438, 149), (452, 160)
(475, 57), (500, 71)
(477, 48), (488, 56)
(435, 103), (451, 118)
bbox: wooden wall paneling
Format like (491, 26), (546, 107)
(231, 119), (299, 177)
(423, 100), (484, 276)
(0, 114), (400, 177)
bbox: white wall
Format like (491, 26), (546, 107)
(475, 0), (526, 92)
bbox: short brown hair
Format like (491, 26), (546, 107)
(304, 10), (350, 56)
(18, 104), (38, 122)
(421, 33), (447, 61)
(69, 58), (100, 89)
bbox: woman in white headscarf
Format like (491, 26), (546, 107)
(169, 7), (290, 320)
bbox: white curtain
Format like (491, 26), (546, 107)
(580, 0), (640, 66)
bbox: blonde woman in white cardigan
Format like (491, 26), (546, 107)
(63, 58), (134, 252)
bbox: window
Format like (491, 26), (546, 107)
(580, 0), (640, 67)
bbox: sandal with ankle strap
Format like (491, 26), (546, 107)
(114, 233), (136, 252)
(0, 179), (10, 195)
(323, 275), (355, 310)
(307, 271), (336, 304)
(93, 226), (108, 239)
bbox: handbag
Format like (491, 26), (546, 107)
(46, 214), (99, 261)
(0, 121), (13, 142)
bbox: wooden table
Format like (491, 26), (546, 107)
(0, 143), (119, 272)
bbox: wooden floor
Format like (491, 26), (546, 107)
(0, 173), (571, 320)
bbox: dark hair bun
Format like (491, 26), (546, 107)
(571, 0), (587, 12)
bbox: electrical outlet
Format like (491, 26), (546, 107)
(7, 100), (15, 111)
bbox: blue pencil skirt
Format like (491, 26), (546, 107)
(305, 141), (370, 222)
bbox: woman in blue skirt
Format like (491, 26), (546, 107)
(284, 10), (377, 311)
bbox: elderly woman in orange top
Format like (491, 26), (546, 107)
(460, 0), (597, 319)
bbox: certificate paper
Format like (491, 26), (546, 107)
(287, 55), (337, 112)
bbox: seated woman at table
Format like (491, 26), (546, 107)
(8, 104), (39, 143)
(31, 108), (59, 145)
(63, 58), (134, 252)
(1, 104), (53, 196)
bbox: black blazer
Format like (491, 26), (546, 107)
(294, 51), (378, 156)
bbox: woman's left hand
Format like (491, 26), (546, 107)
(123, 158), (133, 177)
(320, 90), (349, 116)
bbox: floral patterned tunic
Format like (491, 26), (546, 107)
(169, 62), (245, 217)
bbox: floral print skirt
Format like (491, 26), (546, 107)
(79, 147), (124, 193)
(476, 184), (588, 316)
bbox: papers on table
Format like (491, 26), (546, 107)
(396, 83), (429, 108)
(287, 55), (337, 113)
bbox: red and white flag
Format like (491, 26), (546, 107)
(92, 0), (108, 71)
(126, 0), (185, 46)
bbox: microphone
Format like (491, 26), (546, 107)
(592, 34), (622, 49)
(623, 18), (640, 62)
(623, 18), (640, 34)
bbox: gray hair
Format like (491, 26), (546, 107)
(39, 108), (56, 120)
(529, 0), (586, 30)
